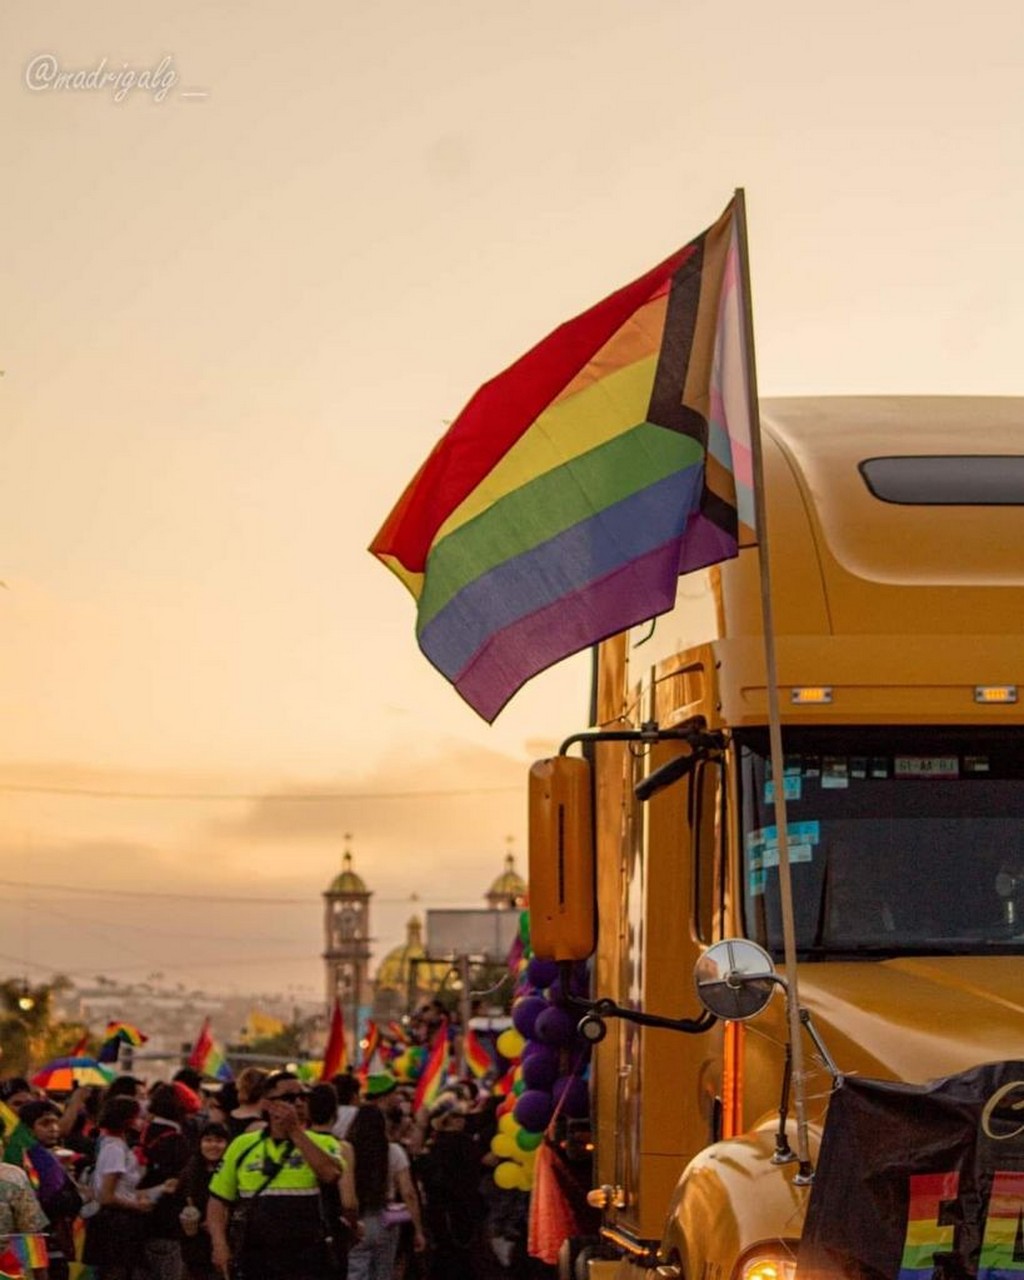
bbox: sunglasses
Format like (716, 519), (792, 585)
(269, 1091), (307, 1103)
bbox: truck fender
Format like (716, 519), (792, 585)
(659, 1125), (817, 1280)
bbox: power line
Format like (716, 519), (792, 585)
(0, 878), (483, 906)
(0, 782), (519, 802)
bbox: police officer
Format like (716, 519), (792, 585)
(206, 1070), (342, 1280)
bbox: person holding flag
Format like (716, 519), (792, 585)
(0, 1124), (48, 1280)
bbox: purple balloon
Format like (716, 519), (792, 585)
(514, 1088), (554, 1132)
(521, 1045), (559, 1090)
(520, 1039), (547, 1062)
(534, 1004), (576, 1047)
(526, 957), (559, 989)
(511, 996), (549, 1041)
(552, 1075), (590, 1118)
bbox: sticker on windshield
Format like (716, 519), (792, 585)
(870, 757), (889, 778)
(760, 842), (813, 868)
(965, 756), (990, 774)
(746, 821), (820, 861)
(894, 756), (959, 779)
(822, 757), (849, 789)
(765, 758), (802, 804)
(747, 823), (818, 896)
(765, 774), (802, 802)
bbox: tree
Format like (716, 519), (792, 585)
(0, 976), (89, 1077)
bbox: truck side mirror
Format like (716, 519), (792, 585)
(529, 756), (596, 962)
(694, 939), (777, 1021)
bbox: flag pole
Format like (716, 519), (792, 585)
(733, 188), (812, 1178)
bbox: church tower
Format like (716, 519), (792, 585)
(323, 838), (373, 1054)
(485, 847), (528, 911)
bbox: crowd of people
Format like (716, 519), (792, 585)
(0, 1061), (546, 1280)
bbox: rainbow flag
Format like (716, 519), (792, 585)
(68, 1032), (91, 1057)
(0, 1235), (48, 1278)
(0, 1099), (32, 1167)
(319, 1000), (347, 1081)
(412, 1024), (449, 1113)
(187, 1017), (232, 1081)
(358, 1021), (381, 1078)
(69, 1215), (95, 1280)
(98, 1020), (148, 1063)
(464, 1027), (495, 1079)
(370, 196), (756, 721)
(386, 1020), (409, 1046)
(492, 1062), (518, 1098)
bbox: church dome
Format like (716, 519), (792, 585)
(326, 849), (369, 897)
(375, 916), (449, 991)
(486, 853), (528, 909)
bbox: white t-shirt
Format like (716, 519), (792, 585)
(332, 1105), (358, 1140)
(386, 1141), (409, 1203)
(91, 1135), (144, 1203)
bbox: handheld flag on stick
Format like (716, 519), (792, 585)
(358, 1020), (381, 1078)
(463, 1027), (495, 1079)
(0, 1235), (48, 1279)
(370, 197), (755, 721)
(0, 1100), (33, 1167)
(320, 1000), (347, 1081)
(98, 1020), (148, 1063)
(68, 1032), (91, 1058)
(412, 1023), (449, 1113)
(187, 1017), (232, 1082)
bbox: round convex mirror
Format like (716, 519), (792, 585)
(694, 939), (777, 1021)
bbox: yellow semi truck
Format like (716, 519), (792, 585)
(529, 396), (1024, 1279)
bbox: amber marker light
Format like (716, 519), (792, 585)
(734, 1248), (798, 1280)
(790, 686), (833, 705)
(974, 685), (1018, 704)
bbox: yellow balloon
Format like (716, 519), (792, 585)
(496, 1028), (525, 1060)
(497, 1113), (519, 1135)
(491, 1133), (518, 1160)
(519, 1166), (534, 1190)
(493, 1160), (521, 1190)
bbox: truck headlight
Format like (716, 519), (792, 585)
(733, 1246), (798, 1280)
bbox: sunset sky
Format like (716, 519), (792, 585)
(2, 0), (1023, 1006)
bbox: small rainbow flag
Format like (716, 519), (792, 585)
(358, 1021), (381, 1078)
(492, 1062), (518, 1098)
(464, 1027), (495, 1079)
(319, 1000), (347, 1081)
(187, 1017), (232, 1082)
(0, 1234), (48, 1278)
(386, 1020), (409, 1046)
(412, 1023), (449, 1112)
(98, 1020), (148, 1063)
(0, 1100), (33, 1167)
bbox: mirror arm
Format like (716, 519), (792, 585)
(558, 719), (725, 758)
(579, 995), (716, 1035)
(771, 1041), (797, 1165)
(799, 1007), (841, 1080)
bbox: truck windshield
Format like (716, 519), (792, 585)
(737, 727), (1024, 958)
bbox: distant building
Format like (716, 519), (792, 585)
(484, 853), (528, 910)
(353, 848), (529, 1024)
(372, 915), (450, 1025)
(322, 843), (373, 1058)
